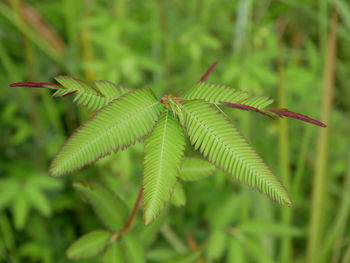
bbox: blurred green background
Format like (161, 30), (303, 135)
(0, 0), (349, 262)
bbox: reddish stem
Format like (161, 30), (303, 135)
(10, 82), (61, 88)
(198, 61), (219, 82)
(120, 186), (143, 234)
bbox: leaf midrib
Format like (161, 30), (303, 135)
(184, 104), (275, 188)
(147, 112), (169, 212)
(58, 101), (159, 168)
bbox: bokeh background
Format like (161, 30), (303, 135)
(0, 0), (349, 262)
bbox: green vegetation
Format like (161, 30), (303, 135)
(0, 0), (349, 262)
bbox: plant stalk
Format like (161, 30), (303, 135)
(307, 10), (338, 263)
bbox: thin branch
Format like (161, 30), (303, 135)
(198, 61), (219, 82)
(9, 81), (61, 88)
(221, 102), (275, 119)
(122, 186), (143, 234)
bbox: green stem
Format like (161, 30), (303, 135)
(307, 10), (338, 263)
(277, 41), (292, 263)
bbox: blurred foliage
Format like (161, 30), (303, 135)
(0, 0), (349, 262)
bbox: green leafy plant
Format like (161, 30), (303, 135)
(10, 62), (325, 261)
(10, 62), (326, 221)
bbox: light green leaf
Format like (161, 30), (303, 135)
(179, 158), (215, 181)
(181, 100), (291, 206)
(170, 183), (186, 207)
(54, 76), (129, 110)
(0, 180), (18, 210)
(183, 82), (249, 104)
(121, 234), (145, 263)
(102, 241), (125, 263)
(26, 187), (51, 216)
(73, 181), (128, 231)
(12, 194), (30, 230)
(66, 230), (111, 260)
(227, 237), (245, 263)
(50, 88), (163, 176)
(239, 220), (302, 237)
(164, 252), (200, 263)
(206, 230), (227, 261)
(182, 82), (273, 109)
(143, 110), (186, 224)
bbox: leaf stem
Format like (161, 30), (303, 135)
(111, 186), (143, 241)
(121, 186), (143, 234)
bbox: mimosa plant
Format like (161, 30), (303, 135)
(10, 62), (326, 261)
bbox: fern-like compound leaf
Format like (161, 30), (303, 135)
(50, 89), (163, 176)
(143, 110), (186, 224)
(54, 76), (129, 110)
(181, 100), (291, 206)
(183, 82), (273, 110)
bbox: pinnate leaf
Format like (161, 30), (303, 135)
(181, 100), (291, 206)
(183, 82), (273, 109)
(55, 76), (128, 110)
(66, 230), (111, 260)
(73, 181), (128, 231)
(50, 88), (162, 176)
(143, 110), (185, 224)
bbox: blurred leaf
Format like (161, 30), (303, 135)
(179, 158), (215, 182)
(206, 230), (227, 261)
(26, 187), (51, 217)
(139, 214), (165, 247)
(239, 220), (302, 237)
(0, 180), (18, 210)
(101, 241), (125, 263)
(164, 252), (200, 263)
(0, 214), (15, 251)
(12, 194), (30, 230)
(66, 230), (111, 260)
(147, 247), (177, 261)
(27, 175), (63, 191)
(73, 181), (128, 231)
(210, 196), (240, 230)
(170, 183), (186, 207)
(121, 233), (145, 263)
(227, 237), (245, 263)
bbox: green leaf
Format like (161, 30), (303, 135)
(181, 100), (291, 206)
(0, 180), (18, 210)
(164, 252), (200, 263)
(239, 220), (302, 237)
(50, 88), (162, 176)
(227, 237), (245, 263)
(179, 158), (215, 181)
(170, 183), (186, 207)
(66, 230), (111, 260)
(143, 110), (186, 224)
(12, 194), (30, 230)
(54, 76), (128, 111)
(183, 82), (248, 104)
(182, 82), (273, 109)
(26, 187), (51, 216)
(102, 241), (125, 263)
(206, 230), (227, 260)
(73, 181), (128, 231)
(121, 234), (145, 263)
